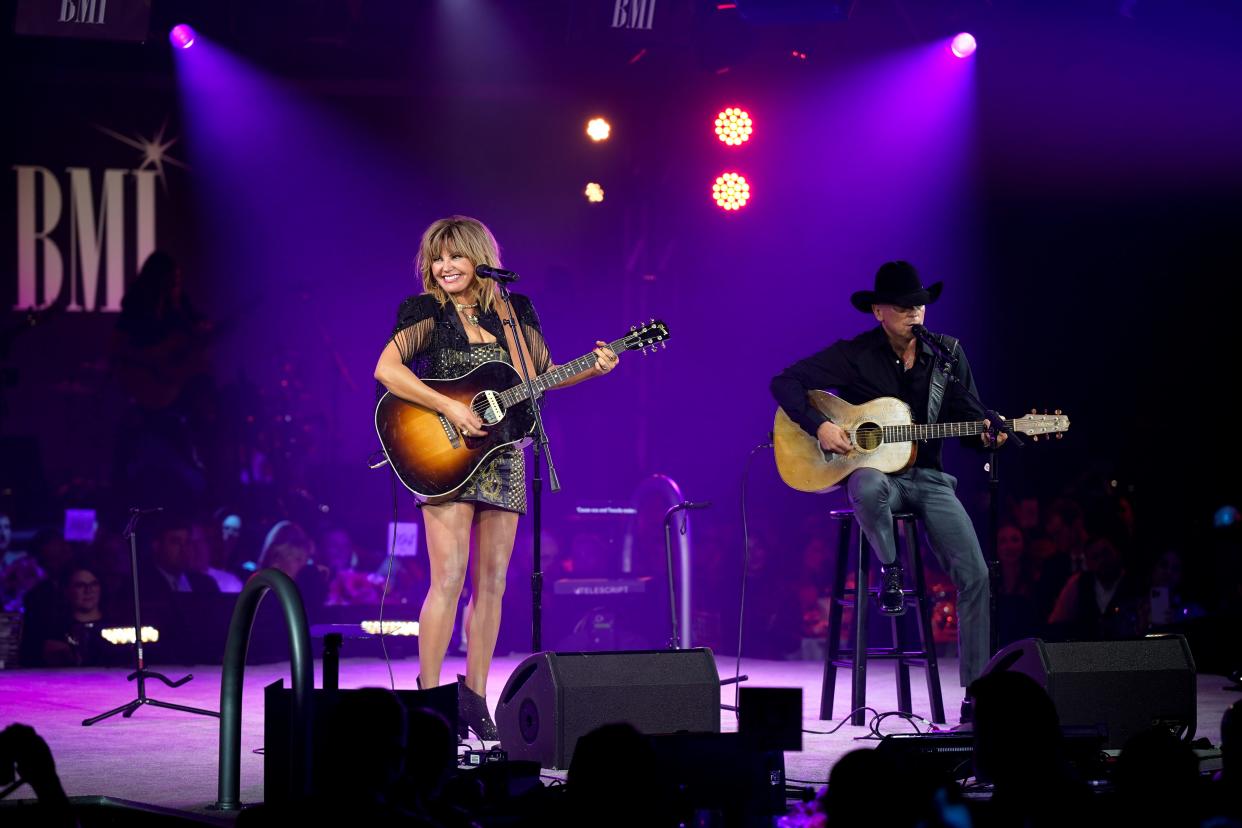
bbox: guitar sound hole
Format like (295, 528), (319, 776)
(855, 423), (883, 451)
(474, 392), (505, 426)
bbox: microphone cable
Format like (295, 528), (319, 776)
(733, 436), (775, 717)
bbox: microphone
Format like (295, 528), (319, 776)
(474, 264), (520, 283)
(911, 324), (956, 363)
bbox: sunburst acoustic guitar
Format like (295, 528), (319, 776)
(376, 320), (670, 500)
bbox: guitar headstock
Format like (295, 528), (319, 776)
(619, 319), (671, 355)
(1014, 409), (1070, 441)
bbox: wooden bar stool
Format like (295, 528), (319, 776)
(820, 508), (946, 725)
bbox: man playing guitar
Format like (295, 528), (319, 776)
(770, 262), (1006, 718)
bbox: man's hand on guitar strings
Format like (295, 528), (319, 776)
(817, 421), (853, 455)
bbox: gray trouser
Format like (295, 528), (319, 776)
(846, 467), (990, 687)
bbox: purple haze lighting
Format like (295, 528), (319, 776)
(169, 24), (197, 50)
(950, 32), (976, 59)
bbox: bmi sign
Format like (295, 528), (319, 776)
(16, 0), (152, 43)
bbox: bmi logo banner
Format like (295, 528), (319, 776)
(10, 117), (186, 313)
(16, 0), (153, 43)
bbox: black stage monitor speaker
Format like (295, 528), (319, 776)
(495, 648), (721, 769)
(977, 635), (1196, 749)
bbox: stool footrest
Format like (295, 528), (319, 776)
(832, 652), (935, 663)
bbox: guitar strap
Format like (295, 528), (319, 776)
(491, 284), (540, 382)
(926, 333), (960, 424)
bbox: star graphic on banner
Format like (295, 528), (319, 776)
(94, 120), (190, 190)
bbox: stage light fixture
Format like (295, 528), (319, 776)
(586, 118), (612, 142)
(102, 626), (160, 645)
(169, 24), (197, 50)
(712, 172), (751, 211)
(950, 32), (976, 58)
(714, 107), (753, 146)
(361, 620), (420, 637)
(584, 182), (605, 203)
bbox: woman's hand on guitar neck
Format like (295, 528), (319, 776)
(440, 398), (486, 437)
(588, 341), (619, 377)
(817, 421), (853, 455)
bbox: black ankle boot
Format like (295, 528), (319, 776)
(879, 563), (906, 616)
(457, 674), (498, 741)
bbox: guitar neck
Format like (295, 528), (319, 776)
(499, 335), (629, 405)
(889, 421), (988, 443)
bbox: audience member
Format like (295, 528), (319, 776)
(969, 670), (1093, 827)
(320, 525), (382, 606)
(33, 565), (124, 667)
(18, 530), (76, 666)
(1047, 527), (1146, 639)
(566, 722), (666, 826)
(0, 723), (77, 828)
(188, 519), (242, 593)
(1115, 725), (1202, 828)
(995, 522), (1040, 645)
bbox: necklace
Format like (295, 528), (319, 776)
(454, 301), (479, 326)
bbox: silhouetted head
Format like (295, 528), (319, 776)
(320, 688), (408, 802)
(970, 671), (1062, 789)
(1116, 726), (1199, 823)
(405, 706), (455, 801)
(822, 749), (899, 826)
(567, 722), (663, 821)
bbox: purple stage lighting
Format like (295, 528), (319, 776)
(169, 24), (197, 50)
(950, 32), (976, 59)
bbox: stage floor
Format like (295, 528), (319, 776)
(1, 655), (1232, 820)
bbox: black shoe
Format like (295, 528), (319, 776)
(879, 564), (906, 615)
(957, 697), (974, 728)
(457, 674), (499, 741)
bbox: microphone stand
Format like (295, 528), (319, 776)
(912, 327), (1021, 658)
(494, 281), (560, 653)
(662, 501), (711, 650)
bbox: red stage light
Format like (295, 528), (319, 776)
(714, 107), (753, 146)
(712, 172), (751, 211)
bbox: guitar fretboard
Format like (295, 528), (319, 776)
(498, 335), (631, 407)
(881, 421), (988, 443)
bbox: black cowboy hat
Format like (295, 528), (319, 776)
(849, 261), (943, 312)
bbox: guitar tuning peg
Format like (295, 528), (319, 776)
(660, 341), (667, 349)
(1031, 408), (1037, 415)
(1055, 409), (1062, 415)
(1056, 434), (1063, 439)
(650, 317), (655, 323)
(631, 325), (637, 331)
(1032, 436), (1039, 442)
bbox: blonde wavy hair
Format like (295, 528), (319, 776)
(416, 215), (502, 313)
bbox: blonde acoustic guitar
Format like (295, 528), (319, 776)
(773, 391), (1070, 493)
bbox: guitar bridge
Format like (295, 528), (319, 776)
(439, 414), (462, 449)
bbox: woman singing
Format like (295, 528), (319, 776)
(373, 216), (619, 739)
